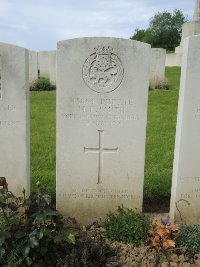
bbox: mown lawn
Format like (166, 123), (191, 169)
(143, 67), (181, 211)
(30, 91), (56, 199)
(30, 67), (181, 210)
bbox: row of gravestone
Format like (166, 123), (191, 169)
(29, 50), (56, 85)
(0, 37), (197, 225)
(29, 47), (166, 89)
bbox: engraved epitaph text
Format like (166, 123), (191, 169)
(84, 130), (118, 184)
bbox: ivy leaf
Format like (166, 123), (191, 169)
(25, 257), (33, 266)
(29, 237), (39, 248)
(66, 232), (75, 244)
(36, 231), (43, 240)
(22, 244), (30, 257)
(34, 213), (46, 224)
(0, 248), (5, 258)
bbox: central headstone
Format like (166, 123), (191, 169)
(56, 37), (150, 224)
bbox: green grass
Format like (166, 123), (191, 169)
(144, 67), (181, 210)
(30, 91), (56, 199)
(30, 67), (181, 208)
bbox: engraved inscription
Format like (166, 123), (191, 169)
(180, 176), (200, 182)
(195, 107), (200, 119)
(84, 130), (118, 184)
(0, 121), (20, 127)
(63, 97), (139, 127)
(83, 46), (124, 93)
(59, 188), (142, 201)
(179, 177), (200, 200)
(0, 105), (19, 127)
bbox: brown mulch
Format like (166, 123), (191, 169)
(87, 226), (200, 267)
(63, 218), (200, 267)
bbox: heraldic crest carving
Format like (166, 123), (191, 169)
(82, 46), (124, 93)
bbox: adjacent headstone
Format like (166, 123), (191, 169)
(56, 37), (150, 224)
(165, 53), (181, 67)
(38, 51), (56, 84)
(175, 0), (200, 57)
(150, 48), (166, 88)
(170, 35), (200, 224)
(193, 0), (200, 21)
(29, 50), (38, 85)
(49, 51), (56, 85)
(0, 43), (30, 196)
(38, 51), (50, 78)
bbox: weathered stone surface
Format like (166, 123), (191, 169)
(150, 48), (166, 88)
(38, 50), (56, 84)
(0, 43), (30, 196)
(29, 50), (38, 85)
(56, 37), (150, 224)
(193, 0), (200, 21)
(38, 51), (50, 78)
(170, 35), (200, 224)
(165, 53), (181, 67)
(175, 0), (200, 56)
(49, 51), (56, 85)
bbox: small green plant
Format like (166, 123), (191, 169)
(103, 206), (150, 245)
(177, 224), (200, 255)
(154, 80), (170, 90)
(0, 181), (75, 266)
(30, 77), (56, 91)
(149, 79), (170, 91)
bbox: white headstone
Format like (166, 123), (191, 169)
(175, 0), (200, 56)
(0, 43), (30, 196)
(170, 35), (200, 224)
(165, 53), (181, 67)
(38, 51), (50, 78)
(49, 51), (56, 85)
(38, 51), (56, 84)
(150, 48), (166, 88)
(193, 0), (200, 21)
(56, 37), (150, 224)
(29, 50), (38, 85)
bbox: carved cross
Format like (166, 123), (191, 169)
(84, 130), (118, 184)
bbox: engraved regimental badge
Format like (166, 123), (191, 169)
(83, 46), (124, 93)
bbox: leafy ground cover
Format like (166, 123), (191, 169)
(30, 67), (181, 211)
(1, 180), (200, 266)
